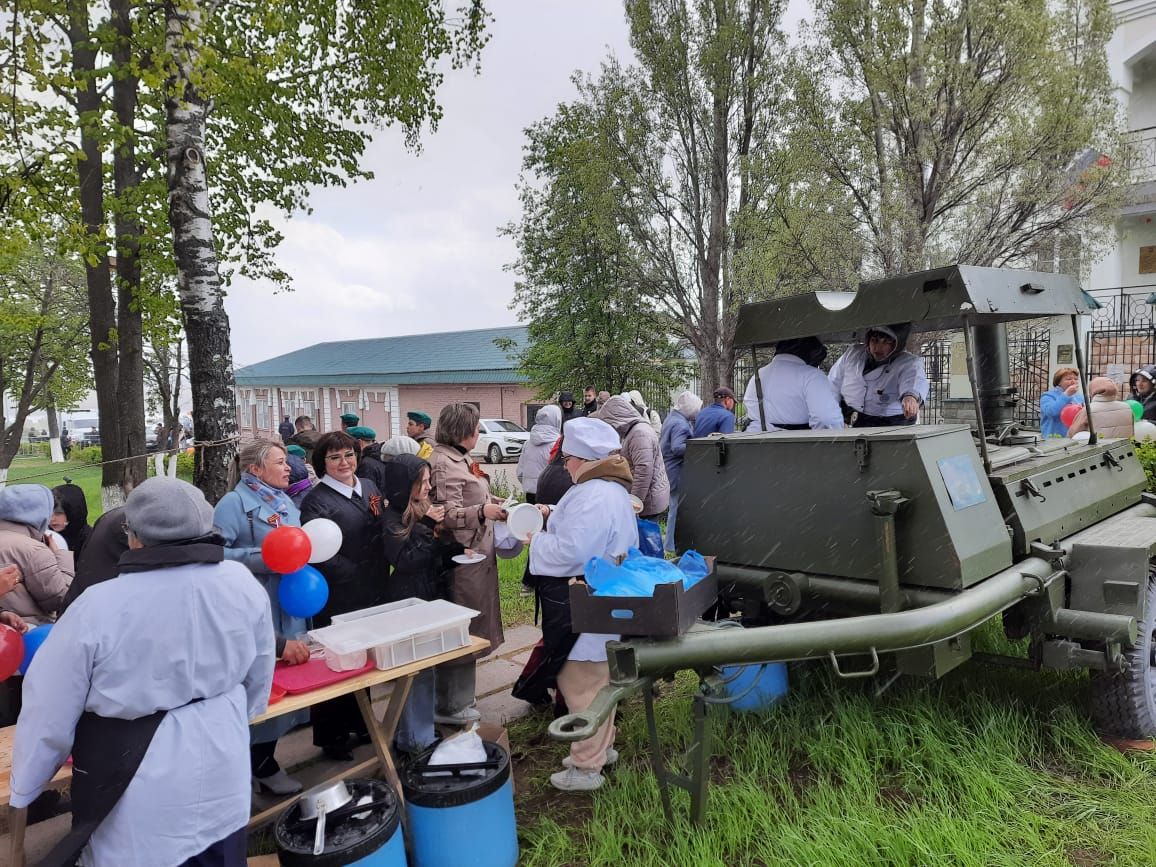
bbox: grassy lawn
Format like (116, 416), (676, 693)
(4, 454), (110, 517)
(4, 453), (191, 520)
(505, 621), (1156, 866)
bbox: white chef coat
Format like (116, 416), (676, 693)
(743, 354), (844, 432)
(10, 559), (275, 867)
(828, 344), (929, 418)
(530, 476), (639, 662)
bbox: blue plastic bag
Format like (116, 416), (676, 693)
(587, 547), (700, 598)
(676, 550), (709, 588)
(637, 518), (664, 558)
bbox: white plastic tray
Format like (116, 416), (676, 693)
(310, 599), (479, 673)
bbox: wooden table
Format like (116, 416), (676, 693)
(5, 636), (488, 866)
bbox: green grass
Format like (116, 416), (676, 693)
(506, 622), (1156, 866)
(498, 547), (534, 628)
(4, 454), (193, 520)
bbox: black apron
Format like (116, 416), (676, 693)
(851, 411), (915, 427)
(511, 576), (580, 706)
(768, 421), (810, 431)
(39, 701), (200, 867)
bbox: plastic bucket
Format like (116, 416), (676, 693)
(274, 778), (407, 866)
(402, 741), (518, 867)
(717, 662), (788, 712)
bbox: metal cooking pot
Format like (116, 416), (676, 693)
(298, 781), (353, 855)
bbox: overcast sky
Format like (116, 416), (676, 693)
(225, 0), (808, 367)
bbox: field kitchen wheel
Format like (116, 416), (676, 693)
(1089, 575), (1156, 739)
(488, 443), (503, 464)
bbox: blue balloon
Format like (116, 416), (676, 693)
(278, 565), (329, 618)
(19, 624), (53, 675)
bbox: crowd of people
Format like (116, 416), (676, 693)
(4, 335), (1150, 862)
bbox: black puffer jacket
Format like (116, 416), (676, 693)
(356, 442), (389, 493)
(299, 478), (388, 625)
(380, 455), (462, 603)
(52, 483), (92, 559)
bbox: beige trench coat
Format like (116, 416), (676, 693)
(428, 443), (504, 653)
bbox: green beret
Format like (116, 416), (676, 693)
(286, 444), (306, 457)
(340, 412), (360, 425)
(406, 411), (432, 427)
(348, 425), (376, 441)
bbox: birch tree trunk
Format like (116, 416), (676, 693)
(164, 0), (238, 504)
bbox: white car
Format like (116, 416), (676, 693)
(472, 418), (530, 464)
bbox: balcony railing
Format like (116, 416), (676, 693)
(1086, 284), (1156, 330)
(1128, 126), (1156, 176)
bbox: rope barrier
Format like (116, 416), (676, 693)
(3, 436), (241, 484)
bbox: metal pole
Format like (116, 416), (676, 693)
(552, 559), (1059, 743)
(961, 314), (992, 474)
(1070, 314), (1097, 446)
(751, 345), (765, 430)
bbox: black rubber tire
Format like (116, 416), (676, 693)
(487, 444), (502, 464)
(1089, 575), (1156, 738)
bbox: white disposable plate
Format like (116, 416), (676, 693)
(452, 553), (486, 565)
(630, 495), (644, 514)
(505, 503), (544, 541)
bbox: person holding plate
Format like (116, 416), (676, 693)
(428, 402), (508, 725)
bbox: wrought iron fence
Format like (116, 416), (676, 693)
(1086, 285), (1156, 331)
(1128, 126), (1156, 176)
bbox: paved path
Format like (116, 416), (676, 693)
(7, 624), (542, 862)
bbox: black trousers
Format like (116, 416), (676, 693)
(179, 825), (247, 867)
(511, 577), (579, 705)
(311, 693), (368, 748)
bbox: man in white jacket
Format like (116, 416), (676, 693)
(11, 477), (275, 867)
(743, 337), (844, 432)
(828, 324), (928, 427)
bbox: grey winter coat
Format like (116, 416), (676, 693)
(595, 395), (670, 516)
(516, 405), (562, 496)
(659, 410), (694, 492)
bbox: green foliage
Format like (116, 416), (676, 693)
(502, 94), (691, 398)
(792, 0), (1126, 276)
(1135, 440), (1156, 492)
(71, 446), (103, 465)
(4, 0), (491, 290)
(176, 449), (196, 478)
(0, 233), (93, 466)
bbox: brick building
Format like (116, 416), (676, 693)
(233, 326), (538, 440)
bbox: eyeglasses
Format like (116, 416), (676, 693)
(325, 451), (357, 463)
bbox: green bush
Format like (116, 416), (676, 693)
(177, 450), (195, 479)
(36, 442), (51, 458)
(72, 445), (102, 464)
(1135, 439), (1156, 492)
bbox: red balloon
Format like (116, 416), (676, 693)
(0, 625), (25, 682)
(261, 526), (312, 574)
(1060, 403), (1082, 428)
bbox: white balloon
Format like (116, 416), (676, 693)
(303, 518), (343, 563)
(1071, 431), (1091, 444)
(1134, 420), (1156, 442)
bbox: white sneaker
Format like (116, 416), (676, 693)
(434, 706), (482, 725)
(550, 766), (604, 792)
(563, 747), (618, 769)
(252, 768), (303, 796)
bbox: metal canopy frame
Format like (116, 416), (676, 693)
(733, 265), (1097, 349)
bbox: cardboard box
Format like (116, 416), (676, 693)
(569, 557), (717, 637)
(476, 722), (513, 794)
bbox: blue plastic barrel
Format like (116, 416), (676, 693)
(402, 740), (518, 867)
(717, 662), (788, 711)
(274, 778), (407, 866)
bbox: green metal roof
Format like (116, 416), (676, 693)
(235, 326), (527, 387)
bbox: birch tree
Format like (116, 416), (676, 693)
(5, 0), (490, 500)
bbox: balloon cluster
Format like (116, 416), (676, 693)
(0, 622), (53, 682)
(1060, 403), (1082, 428)
(1126, 400), (1145, 422)
(261, 519), (343, 619)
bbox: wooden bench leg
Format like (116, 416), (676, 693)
(9, 805), (27, 867)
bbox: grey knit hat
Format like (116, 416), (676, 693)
(0, 484), (54, 534)
(124, 477), (215, 545)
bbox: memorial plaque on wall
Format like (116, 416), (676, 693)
(1141, 245), (1156, 275)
